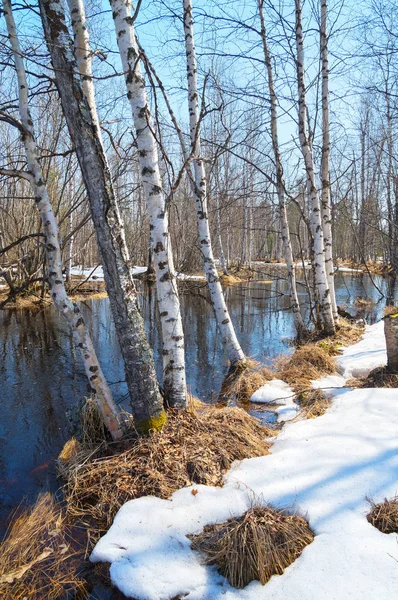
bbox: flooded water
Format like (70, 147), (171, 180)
(0, 268), (395, 536)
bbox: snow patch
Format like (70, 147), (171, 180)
(92, 321), (398, 599)
(337, 320), (386, 379)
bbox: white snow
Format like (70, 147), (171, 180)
(337, 320), (387, 379)
(175, 272), (206, 281)
(70, 264), (147, 281)
(250, 379), (293, 404)
(250, 379), (298, 423)
(335, 266), (364, 273)
(92, 320), (398, 600)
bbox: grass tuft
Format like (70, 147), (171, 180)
(367, 496), (398, 534)
(219, 359), (273, 403)
(277, 344), (336, 395)
(297, 389), (332, 418)
(190, 505), (314, 588)
(346, 366), (398, 389)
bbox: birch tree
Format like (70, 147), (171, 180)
(295, 0), (335, 335)
(320, 0), (338, 321)
(182, 0), (245, 366)
(258, 0), (306, 338)
(39, 0), (168, 431)
(109, 0), (187, 407)
(2, 0), (123, 439)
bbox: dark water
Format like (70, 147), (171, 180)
(0, 269), (395, 536)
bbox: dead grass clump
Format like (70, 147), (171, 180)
(81, 397), (108, 448)
(384, 305), (398, 317)
(219, 359), (273, 402)
(277, 344), (336, 394)
(190, 505), (314, 588)
(347, 366), (398, 389)
(367, 496), (398, 534)
(64, 408), (270, 541)
(220, 274), (242, 285)
(354, 297), (374, 307)
(297, 389), (332, 418)
(0, 493), (87, 600)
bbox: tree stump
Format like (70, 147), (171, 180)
(384, 311), (398, 373)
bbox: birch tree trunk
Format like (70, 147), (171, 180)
(320, 0), (338, 321)
(65, 208), (73, 283)
(258, 0), (305, 337)
(39, 0), (167, 431)
(183, 0), (245, 365)
(109, 0), (187, 407)
(3, 0), (123, 440)
(295, 0), (335, 335)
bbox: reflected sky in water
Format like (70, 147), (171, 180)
(0, 269), (395, 534)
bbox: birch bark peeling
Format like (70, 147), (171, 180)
(258, 0), (305, 338)
(183, 0), (245, 365)
(320, 0), (338, 321)
(109, 0), (187, 408)
(39, 0), (166, 431)
(295, 0), (335, 335)
(2, 0), (123, 440)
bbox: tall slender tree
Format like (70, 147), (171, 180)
(2, 0), (123, 439)
(182, 0), (246, 366)
(109, 0), (187, 408)
(320, 0), (338, 321)
(295, 0), (335, 334)
(258, 0), (306, 338)
(39, 0), (167, 431)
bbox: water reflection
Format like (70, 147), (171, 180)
(0, 270), (394, 533)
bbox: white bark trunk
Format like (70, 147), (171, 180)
(320, 0), (338, 321)
(183, 0), (245, 365)
(258, 0), (305, 337)
(3, 0), (123, 440)
(40, 0), (167, 431)
(66, 0), (100, 133)
(65, 209), (73, 283)
(109, 0), (187, 407)
(295, 0), (335, 335)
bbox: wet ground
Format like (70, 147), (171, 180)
(0, 268), (395, 537)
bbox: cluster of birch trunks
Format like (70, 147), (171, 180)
(1, 0), (339, 438)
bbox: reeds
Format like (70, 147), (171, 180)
(190, 505), (314, 588)
(0, 493), (87, 600)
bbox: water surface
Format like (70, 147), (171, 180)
(0, 269), (394, 535)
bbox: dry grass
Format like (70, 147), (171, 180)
(277, 344), (336, 395)
(0, 493), (87, 600)
(367, 496), (398, 534)
(63, 407), (270, 543)
(354, 297), (374, 307)
(220, 274), (242, 285)
(346, 366), (398, 389)
(190, 505), (314, 588)
(384, 305), (398, 317)
(297, 389), (332, 418)
(219, 359), (273, 403)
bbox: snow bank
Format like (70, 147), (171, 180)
(337, 320), (386, 379)
(92, 321), (397, 599)
(92, 382), (398, 599)
(70, 265), (147, 281)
